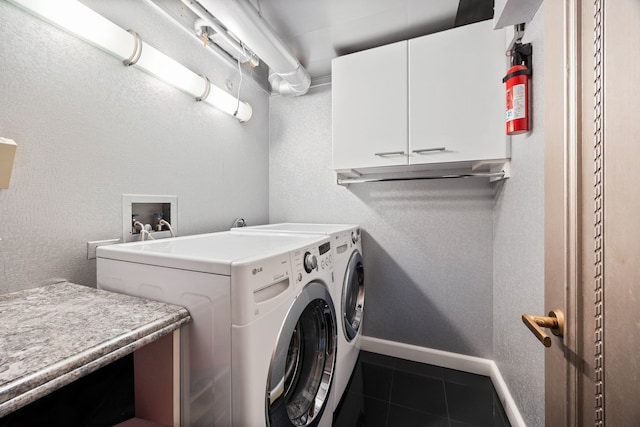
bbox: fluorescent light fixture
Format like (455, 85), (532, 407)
(7, 0), (252, 122)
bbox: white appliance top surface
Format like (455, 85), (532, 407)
(237, 223), (358, 235)
(97, 231), (327, 275)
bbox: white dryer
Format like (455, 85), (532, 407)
(96, 231), (337, 427)
(231, 223), (365, 412)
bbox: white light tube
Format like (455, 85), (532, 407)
(7, 0), (252, 122)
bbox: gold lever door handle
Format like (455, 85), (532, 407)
(522, 310), (564, 347)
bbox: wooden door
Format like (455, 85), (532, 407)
(543, 0), (640, 425)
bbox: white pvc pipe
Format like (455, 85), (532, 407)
(194, 0), (311, 96)
(188, 5), (257, 67)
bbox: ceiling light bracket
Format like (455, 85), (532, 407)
(196, 75), (212, 102)
(123, 30), (143, 66)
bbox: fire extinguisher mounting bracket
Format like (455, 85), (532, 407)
(510, 42), (533, 74)
(502, 66), (532, 83)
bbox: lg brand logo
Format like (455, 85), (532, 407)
(252, 267), (263, 275)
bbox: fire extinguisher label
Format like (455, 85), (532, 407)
(506, 83), (526, 121)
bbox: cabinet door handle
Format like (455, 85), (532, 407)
(374, 151), (406, 157)
(412, 147), (446, 154)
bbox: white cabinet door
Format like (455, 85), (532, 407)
(408, 21), (509, 165)
(332, 41), (408, 170)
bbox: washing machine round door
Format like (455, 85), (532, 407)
(267, 281), (337, 427)
(342, 250), (364, 341)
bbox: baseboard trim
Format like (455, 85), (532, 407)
(360, 336), (526, 427)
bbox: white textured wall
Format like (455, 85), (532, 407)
(493, 7), (545, 426)
(269, 86), (495, 358)
(0, 1), (269, 293)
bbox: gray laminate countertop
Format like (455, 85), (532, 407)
(0, 281), (191, 417)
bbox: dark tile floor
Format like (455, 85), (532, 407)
(333, 351), (511, 427)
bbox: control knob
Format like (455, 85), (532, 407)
(351, 231), (359, 244)
(303, 252), (317, 273)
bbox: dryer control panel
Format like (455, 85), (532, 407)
(331, 227), (361, 257)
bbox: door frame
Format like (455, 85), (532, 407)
(544, 0), (601, 425)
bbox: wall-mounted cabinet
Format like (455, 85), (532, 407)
(493, 0), (543, 29)
(332, 20), (510, 182)
(408, 20), (508, 166)
(332, 40), (408, 170)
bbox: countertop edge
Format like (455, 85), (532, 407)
(0, 314), (190, 418)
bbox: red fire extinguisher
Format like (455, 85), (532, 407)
(503, 43), (532, 135)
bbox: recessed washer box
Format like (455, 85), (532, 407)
(122, 194), (178, 242)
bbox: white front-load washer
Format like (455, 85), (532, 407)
(231, 224), (365, 413)
(96, 231), (337, 427)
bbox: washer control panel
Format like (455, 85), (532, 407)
(303, 251), (317, 273)
(292, 238), (333, 284)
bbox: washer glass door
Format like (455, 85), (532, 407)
(342, 251), (364, 341)
(267, 282), (337, 427)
